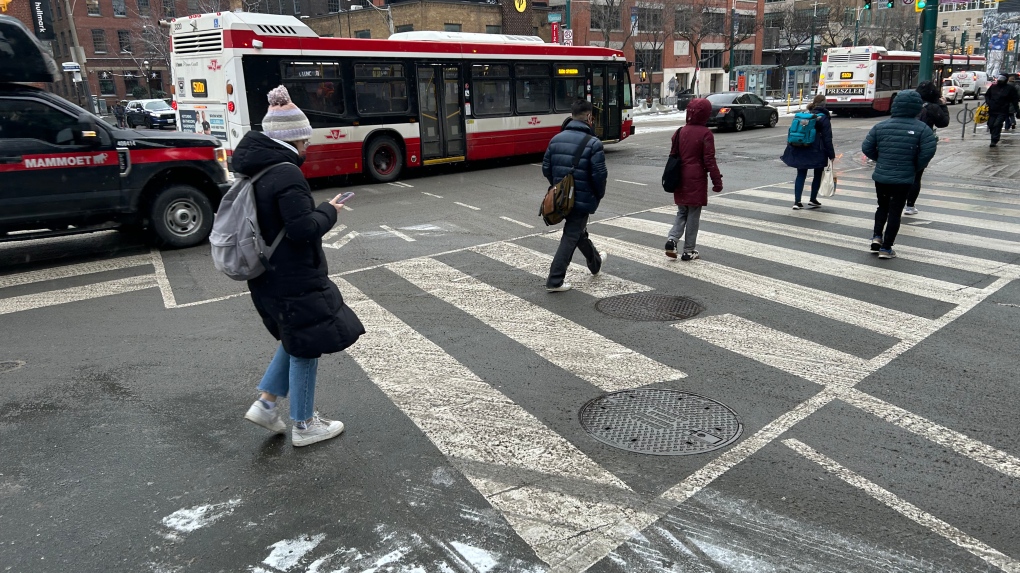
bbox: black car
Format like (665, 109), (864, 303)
(676, 89), (696, 111)
(704, 92), (780, 132)
(0, 15), (231, 248)
(125, 98), (177, 130)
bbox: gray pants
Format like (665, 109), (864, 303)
(547, 210), (601, 288)
(668, 205), (703, 252)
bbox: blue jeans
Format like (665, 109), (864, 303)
(794, 168), (824, 203)
(257, 344), (318, 422)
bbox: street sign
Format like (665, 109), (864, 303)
(548, 12), (561, 23)
(61, 62), (81, 72)
(551, 22), (559, 44)
(951, 25), (960, 31)
(562, 29), (573, 46)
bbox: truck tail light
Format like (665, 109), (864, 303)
(228, 101), (235, 113)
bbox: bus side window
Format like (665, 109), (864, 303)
(514, 63), (552, 115)
(354, 62), (409, 115)
(471, 64), (511, 116)
(281, 61), (345, 126)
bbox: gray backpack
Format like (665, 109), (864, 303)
(210, 163), (287, 281)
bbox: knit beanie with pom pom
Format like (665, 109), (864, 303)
(261, 85), (312, 142)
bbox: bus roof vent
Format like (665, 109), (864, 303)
(256, 24), (299, 35)
(173, 30), (223, 54)
(388, 31), (544, 44)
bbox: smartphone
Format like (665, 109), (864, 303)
(332, 191), (355, 205)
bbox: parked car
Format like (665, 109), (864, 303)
(125, 99), (177, 129)
(953, 71), (991, 99)
(942, 78), (964, 105)
(703, 92), (780, 132)
(675, 89), (696, 111)
(0, 15), (231, 248)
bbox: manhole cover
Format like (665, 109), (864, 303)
(0, 360), (25, 374)
(579, 389), (742, 456)
(595, 294), (703, 321)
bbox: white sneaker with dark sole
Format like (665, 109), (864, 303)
(903, 206), (918, 215)
(244, 400), (286, 434)
(546, 283), (573, 292)
(292, 413), (344, 447)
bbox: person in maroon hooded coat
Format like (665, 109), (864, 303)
(664, 98), (723, 261)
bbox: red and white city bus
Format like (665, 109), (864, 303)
(819, 46), (985, 115)
(169, 12), (634, 182)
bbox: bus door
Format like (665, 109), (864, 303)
(591, 66), (623, 141)
(416, 65), (466, 164)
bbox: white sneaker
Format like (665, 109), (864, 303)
(244, 400), (286, 434)
(292, 413), (345, 447)
(903, 206), (918, 215)
(546, 282), (573, 292)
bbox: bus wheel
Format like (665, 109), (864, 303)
(366, 136), (403, 183)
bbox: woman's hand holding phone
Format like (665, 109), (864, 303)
(328, 192), (354, 212)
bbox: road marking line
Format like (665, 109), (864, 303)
(336, 278), (653, 569)
(150, 249), (177, 309)
(321, 224), (347, 243)
(839, 173), (1020, 196)
(387, 258), (686, 391)
(0, 254), (152, 289)
(560, 233), (929, 341)
(498, 216), (535, 228)
(0, 274), (157, 315)
(604, 216), (985, 304)
(783, 438), (1020, 573)
(470, 241), (651, 299)
(614, 179), (648, 186)
(775, 182), (1020, 217)
(323, 231), (359, 250)
(530, 163), (543, 167)
(421, 192), (444, 198)
(835, 178), (1020, 206)
(710, 196), (1020, 254)
(454, 201), (481, 211)
(173, 291), (249, 308)
(387, 181), (414, 188)
(379, 225), (416, 242)
(840, 389), (1020, 479)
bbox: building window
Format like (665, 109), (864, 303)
(732, 49), (753, 68)
(293, 0), (300, 14)
(55, 0), (62, 19)
(700, 49), (723, 68)
(635, 48), (662, 72)
(188, 0), (202, 12)
(327, 0), (339, 12)
(163, 0), (175, 18)
(355, 29), (371, 38)
(444, 23), (462, 32)
(87, 0), (101, 16)
(354, 62), (408, 114)
(137, 0), (150, 16)
(472, 63), (511, 115)
(395, 24), (413, 33)
(636, 6), (662, 31)
(114, 0), (127, 16)
(485, 25), (501, 34)
(942, 19), (948, 28)
(98, 71), (117, 95)
(675, 7), (690, 32)
(118, 29), (132, 53)
(737, 14), (755, 35)
(92, 29), (108, 54)
(702, 11), (725, 35)
(591, 3), (621, 31)
(514, 63), (551, 114)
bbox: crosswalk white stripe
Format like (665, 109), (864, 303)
(0, 274), (157, 315)
(566, 233), (930, 341)
(784, 438), (1020, 573)
(335, 278), (656, 569)
(772, 182), (1020, 217)
(741, 188), (1020, 236)
(665, 209), (1020, 278)
(839, 173), (1019, 197)
(469, 241), (653, 299)
(0, 254), (152, 289)
(675, 314), (871, 387)
(379, 225), (416, 242)
(387, 258), (686, 391)
(603, 216), (984, 304)
(710, 196), (1020, 254)
(321, 224), (347, 243)
(834, 178), (1020, 207)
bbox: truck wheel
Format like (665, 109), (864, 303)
(149, 184), (214, 248)
(365, 135), (403, 183)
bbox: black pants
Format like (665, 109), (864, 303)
(989, 113), (1007, 144)
(874, 182), (912, 250)
(907, 169), (924, 208)
(1007, 113), (1017, 129)
(547, 210), (601, 288)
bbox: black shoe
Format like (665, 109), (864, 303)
(990, 142), (998, 147)
(680, 250), (700, 261)
(807, 200), (822, 209)
(871, 235), (883, 252)
(664, 239), (677, 259)
(792, 203), (804, 210)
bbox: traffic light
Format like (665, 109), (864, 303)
(640, 68), (647, 81)
(915, 0), (926, 12)
(1010, 39), (1017, 52)
(863, 0), (872, 9)
(961, 30), (968, 45)
(886, 0), (894, 7)
(967, 45), (974, 55)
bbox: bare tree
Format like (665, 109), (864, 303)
(768, 4), (816, 70)
(816, 0), (860, 50)
(673, 0), (762, 92)
(589, 0), (635, 50)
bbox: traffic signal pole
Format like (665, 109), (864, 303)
(918, 2), (938, 84)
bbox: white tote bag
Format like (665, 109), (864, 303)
(819, 160), (836, 198)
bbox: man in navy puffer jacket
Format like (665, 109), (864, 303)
(862, 91), (937, 260)
(542, 99), (608, 292)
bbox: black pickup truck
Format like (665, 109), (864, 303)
(0, 15), (231, 248)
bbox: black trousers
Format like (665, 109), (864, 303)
(547, 210), (601, 288)
(874, 182), (912, 250)
(907, 168), (924, 208)
(989, 113), (1007, 144)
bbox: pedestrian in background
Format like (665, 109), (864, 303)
(780, 94), (834, 210)
(1007, 76), (1020, 131)
(113, 101), (126, 129)
(543, 99), (608, 293)
(906, 80), (950, 216)
(983, 74), (1019, 147)
(862, 91), (937, 260)
(664, 98), (723, 261)
(236, 85), (361, 447)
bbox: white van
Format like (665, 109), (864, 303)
(953, 71), (992, 99)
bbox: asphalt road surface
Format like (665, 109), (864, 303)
(2, 114), (1018, 573)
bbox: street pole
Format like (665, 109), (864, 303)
(918, 2), (938, 84)
(144, 61), (153, 99)
(728, 0), (736, 88)
(565, 0), (570, 31)
(854, 7), (860, 47)
(809, 0), (817, 66)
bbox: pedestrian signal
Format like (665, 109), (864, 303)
(863, 0), (872, 9)
(915, 0), (926, 11)
(886, 0), (894, 7)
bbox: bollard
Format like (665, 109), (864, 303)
(798, 89), (803, 105)
(787, 94), (791, 113)
(962, 103), (968, 140)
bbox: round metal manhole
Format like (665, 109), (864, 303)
(579, 389), (742, 456)
(595, 294), (703, 321)
(0, 360), (25, 375)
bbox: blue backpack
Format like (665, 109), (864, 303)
(787, 112), (820, 147)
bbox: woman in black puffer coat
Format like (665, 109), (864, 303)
(906, 81), (949, 215)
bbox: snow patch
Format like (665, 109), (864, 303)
(431, 466), (456, 487)
(263, 533), (327, 571)
(449, 541), (498, 573)
(161, 499), (241, 533)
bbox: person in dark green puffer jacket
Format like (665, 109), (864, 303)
(861, 91), (937, 260)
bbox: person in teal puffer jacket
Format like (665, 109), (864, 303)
(861, 91), (937, 260)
